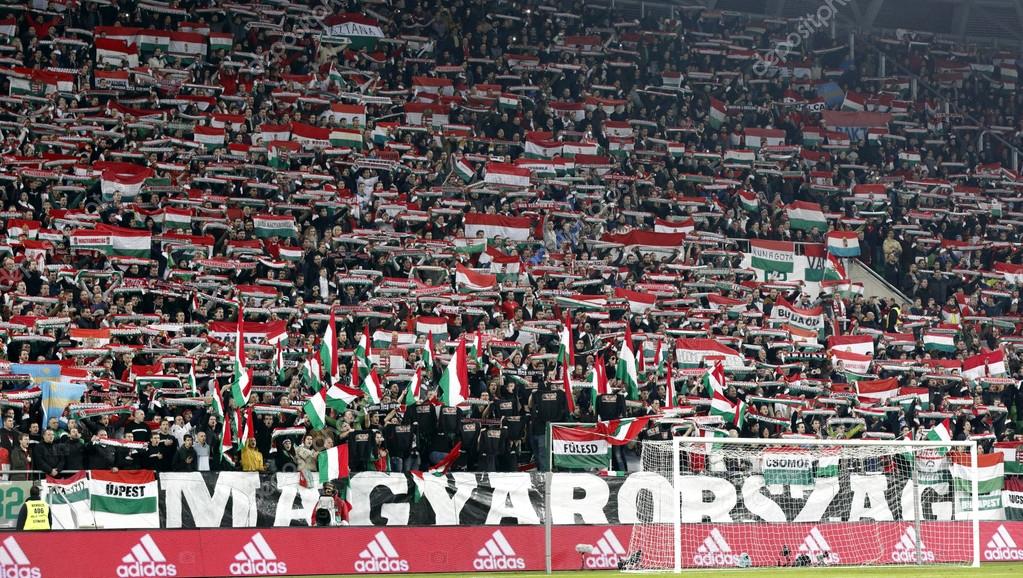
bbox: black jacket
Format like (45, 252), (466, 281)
(31, 441), (64, 474)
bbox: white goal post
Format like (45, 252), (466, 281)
(624, 437), (981, 572)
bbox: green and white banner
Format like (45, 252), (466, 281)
(550, 425), (611, 470)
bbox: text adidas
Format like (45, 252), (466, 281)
(229, 560), (287, 575)
(116, 562), (177, 577)
(0, 568), (40, 578)
(354, 559), (409, 573)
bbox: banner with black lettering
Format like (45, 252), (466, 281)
(159, 472), (320, 528)
(155, 470), (1023, 529)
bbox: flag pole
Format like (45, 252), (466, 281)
(545, 421), (553, 575)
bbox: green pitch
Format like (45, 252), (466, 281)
(309, 563), (1023, 578)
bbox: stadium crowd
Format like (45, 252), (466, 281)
(0, 0), (1020, 482)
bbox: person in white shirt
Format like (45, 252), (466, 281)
(170, 415), (193, 447)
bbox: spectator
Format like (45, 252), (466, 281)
(240, 439), (264, 472)
(173, 435), (198, 472)
(295, 435), (318, 476)
(273, 439), (297, 473)
(32, 430), (63, 478)
(193, 431), (213, 472)
(9, 434), (32, 481)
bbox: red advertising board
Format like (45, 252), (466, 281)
(0, 522), (1020, 576)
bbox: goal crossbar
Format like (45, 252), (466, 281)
(670, 437), (978, 448)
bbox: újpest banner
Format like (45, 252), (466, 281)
(89, 470), (159, 528)
(550, 424), (610, 470)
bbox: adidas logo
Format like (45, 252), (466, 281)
(582, 529), (627, 569)
(354, 531), (409, 573)
(798, 527), (839, 564)
(117, 534), (177, 577)
(473, 530), (525, 570)
(890, 526), (935, 563)
(0, 536), (41, 578)
(229, 532), (287, 575)
(985, 524), (1023, 561)
(693, 528), (739, 567)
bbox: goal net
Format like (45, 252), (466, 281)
(624, 438), (980, 571)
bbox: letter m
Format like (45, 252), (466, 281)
(161, 472), (261, 527)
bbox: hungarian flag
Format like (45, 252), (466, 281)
(654, 217), (695, 235)
(6, 219), (40, 239)
(463, 213), (533, 241)
(319, 308), (340, 384)
(601, 230), (685, 249)
(749, 239), (794, 274)
(599, 415), (654, 445)
(762, 448), (816, 486)
(88, 470), (159, 528)
(702, 361), (725, 397)
(289, 122), (331, 148)
(95, 38), (139, 67)
(614, 287), (657, 314)
(303, 388), (330, 430)
(453, 158), (475, 182)
(770, 297), (825, 338)
(951, 451), (1004, 497)
(484, 162), (531, 188)
(786, 201), (827, 231)
(1006, 477), (1023, 520)
(994, 262), (1023, 284)
(360, 369), (383, 404)
(550, 425), (610, 470)
(209, 32), (233, 52)
(323, 13), (385, 49)
(253, 214), (298, 239)
(558, 314), (574, 369)
(318, 444), (350, 484)
(329, 128), (363, 149)
(738, 189), (759, 212)
(723, 150), (755, 165)
(842, 90), (866, 111)
(440, 338), (469, 406)
(709, 390), (748, 427)
(589, 355), (608, 407)
(830, 349), (872, 376)
(708, 97), (728, 128)
(231, 307), (253, 406)
(416, 317), (448, 341)
(303, 355), (322, 392)
(615, 326), (639, 400)
(423, 332), (437, 373)
(923, 330), (956, 353)
(854, 377), (899, 405)
(675, 338), (745, 368)
(455, 263), (497, 292)
(94, 224), (151, 257)
(562, 364), (576, 414)
(962, 349), (1006, 379)
(404, 367), (424, 406)
(99, 162), (154, 201)
(826, 231), (861, 257)
(663, 362), (675, 409)
(828, 334), (875, 356)
(323, 103), (367, 126)
(193, 125), (226, 150)
(994, 441), (1023, 475)
(926, 419), (953, 445)
(743, 128), (786, 148)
